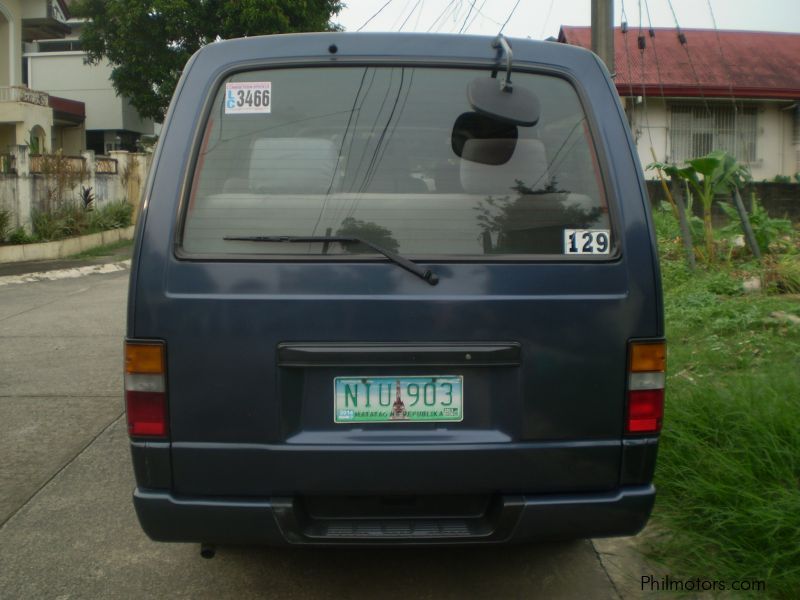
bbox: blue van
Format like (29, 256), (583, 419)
(125, 32), (665, 548)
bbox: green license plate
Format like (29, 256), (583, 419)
(334, 376), (463, 423)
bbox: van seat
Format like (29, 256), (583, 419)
(249, 138), (338, 194)
(459, 139), (549, 195)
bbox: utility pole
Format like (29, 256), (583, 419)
(591, 0), (615, 75)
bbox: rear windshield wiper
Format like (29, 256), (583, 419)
(223, 235), (439, 286)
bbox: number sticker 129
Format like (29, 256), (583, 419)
(225, 82), (271, 114)
(564, 229), (611, 255)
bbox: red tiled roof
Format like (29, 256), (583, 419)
(49, 95), (85, 123)
(558, 26), (800, 99)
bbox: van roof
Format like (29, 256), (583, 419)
(189, 31), (601, 73)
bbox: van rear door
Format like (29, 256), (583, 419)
(132, 58), (661, 500)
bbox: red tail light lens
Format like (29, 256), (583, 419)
(626, 389), (664, 433)
(125, 341), (168, 438)
(126, 391), (168, 436)
(626, 340), (666, 435)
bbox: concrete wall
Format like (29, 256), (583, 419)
(0, 171), (21, 228)
(0, 146), (151, 232)
(646, 180), (800, 222)
(626, 98), (799, 180)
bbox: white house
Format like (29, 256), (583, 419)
(558, 26), (800, 180)
(25, 17), (155, 155)
(0, 0), (85, 155)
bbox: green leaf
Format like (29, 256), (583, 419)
(687, 156), (722, 177)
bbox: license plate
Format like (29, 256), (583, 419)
(334, 376), (463, 423)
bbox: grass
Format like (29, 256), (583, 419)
(68, 238), (133, 260)
(649, 208), (800, 598)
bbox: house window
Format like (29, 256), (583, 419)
(670, 103), (757, 163)
(36, 40), (83, 52)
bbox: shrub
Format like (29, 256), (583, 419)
(0, 208), (11, 241)
(88, 201), (132, 231)
(58, 203), (89, 237)
(31, 200), (132, 242)
(719, 198), (793, 255)
(32, 209), (64, 241)
(7, 227), (35, 244)
(766, 254), (800, 294)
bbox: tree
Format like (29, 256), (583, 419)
(649, 150), (749, 263)
(72, 0), (343, 122)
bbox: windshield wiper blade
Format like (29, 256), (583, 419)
(223, 235), (439, 286)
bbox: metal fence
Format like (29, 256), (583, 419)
(96, 157), (118, 174)
(29, 154), (86, 175)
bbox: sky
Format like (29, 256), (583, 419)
(335, 0), (800, 40)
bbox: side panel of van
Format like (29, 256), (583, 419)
(127, 34), (663, 544)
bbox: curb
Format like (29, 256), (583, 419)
(0, 259), (131, 287)
(0, 226), (135, 264)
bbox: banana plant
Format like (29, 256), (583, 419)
(649, 150), (750, 262)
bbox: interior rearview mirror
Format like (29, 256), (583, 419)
(451, 112), (518, 165)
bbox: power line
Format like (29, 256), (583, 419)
(311, 68), (370, 236)
(538, 0), (556, 40)
(638, 0), (642, 31)
(458, 0), (478, 34)
(636, 0), (658, 156)
(665, 0), (712, 117)
(390, 0), (413, 30)
(620, 0), (636, 130)
(446, 1), (466, 33)
(465, 0), (502, 31)
(426, 0), (459, 33)
(498, 0), (522, 34)
(414, 0), (425, 29)
(643, 0), (666, 103)
(353, 69), (415, 209)
(347, 70), (397, 193)
(399, 0), (423, 30)
(464, 0), (490, 32)
(436, 0), (463, 33)
(357, 0), (394, 31)
(707, 0), (750, 163)
(707, 0), (737, 106)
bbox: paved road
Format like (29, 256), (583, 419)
(0, 266), (623, 599)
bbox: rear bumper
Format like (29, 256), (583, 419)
(133, 485), (655, 545)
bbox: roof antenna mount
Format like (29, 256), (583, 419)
(491, 34), (514, 93)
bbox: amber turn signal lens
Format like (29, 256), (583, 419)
(125, 342), (165, 374)
(629, 341), (666, 373)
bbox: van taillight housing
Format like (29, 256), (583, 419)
(124, 341), (168, 438)
(626, 341), (666, 434)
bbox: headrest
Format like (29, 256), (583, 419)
(459, 139), (548, 195)
(249, 138), (337, 194)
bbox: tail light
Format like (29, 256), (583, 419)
(124, 341), (168, 438)
(626, 341), (666, 434)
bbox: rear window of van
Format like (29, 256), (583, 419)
(182, 66), (611, 258)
